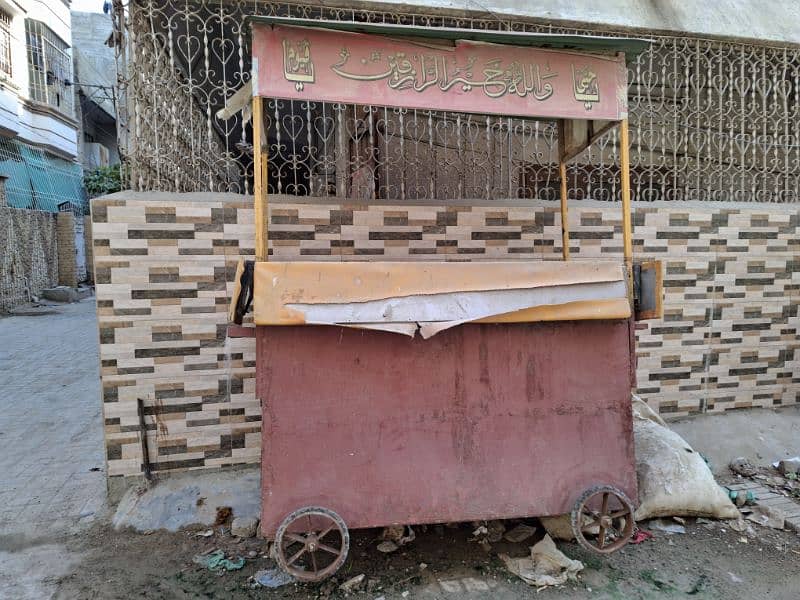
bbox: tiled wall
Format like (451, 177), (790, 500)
(92, 193), (799, 479)
(92, 194), (258, 478)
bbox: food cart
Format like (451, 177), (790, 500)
(233, 17), (659, 582)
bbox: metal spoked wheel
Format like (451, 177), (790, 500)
(570, 485), (635, 554)
(274, 506), (350, 582)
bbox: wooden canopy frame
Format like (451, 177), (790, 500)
(248, 18), (649, 293)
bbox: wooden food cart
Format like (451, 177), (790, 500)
(233, 17), (658, 582)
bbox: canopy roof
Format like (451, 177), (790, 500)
(247, 16), (651, 57)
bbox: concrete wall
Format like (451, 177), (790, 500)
(92, 192), (799, 480)
(365, 0), (800, 44)
(71, 12), (115, 120)
(0, 205), (58, 311)
(72, 11), (118, 171)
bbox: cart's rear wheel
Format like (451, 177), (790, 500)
(571, 485), (635, 554)
(275, 506), (349, 582)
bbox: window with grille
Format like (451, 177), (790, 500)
(0, 11), (11, 78)
(25, 20), (73, 117)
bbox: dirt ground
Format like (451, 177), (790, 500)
(51, 513), (800, 600)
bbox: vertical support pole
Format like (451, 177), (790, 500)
(558, 161), (570, 261)
(557, 120), (570, 260)
(253, 95), (268, 262)
(619, 118), (634, 297)
(335, 105), (351, 198)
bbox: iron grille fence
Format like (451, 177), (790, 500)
(113, 0), (800, 203)
(26, 20), (74, 118)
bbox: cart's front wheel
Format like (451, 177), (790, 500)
(571, 485), (635, 554)
(275, 506), (349, 582)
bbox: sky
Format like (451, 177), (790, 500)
(71, 0), (105, 12)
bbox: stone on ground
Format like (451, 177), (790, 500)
(231, 516), (259, 538)
(41, 286), (79, 303)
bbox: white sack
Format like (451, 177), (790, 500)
(633, 398), (738, 521)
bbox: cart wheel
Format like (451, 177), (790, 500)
(570, 485), (635, 554)
(275, 506), (349, 582)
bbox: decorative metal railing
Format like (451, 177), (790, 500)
(111, 0), (800, 203)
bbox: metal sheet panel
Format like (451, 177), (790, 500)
(252, 23), (629, 120)
(258, 320), (637, 535)
(248, 17), (652, 56)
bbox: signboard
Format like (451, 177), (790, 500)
(252, 24), (629, 121)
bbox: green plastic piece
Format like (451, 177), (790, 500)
(193, 550), (245, 572)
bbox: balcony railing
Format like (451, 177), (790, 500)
(26, 20), (73, 118)
(0, 11), (12, 78)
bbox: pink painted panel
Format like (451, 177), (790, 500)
(252, 24), (628, 121)
(258, 320), (637, 536)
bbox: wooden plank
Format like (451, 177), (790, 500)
(253, 261), (630, 330)
(561, 120), (617, 163)
(557, 119), (570, 261)
(619, 118), (633, 298)
(228, 258), (245, 323)
(253, 95), (268, 262)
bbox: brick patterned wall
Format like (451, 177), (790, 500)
(0, 207), (58, 312)
(92, 194), (257, 478)
(56, 212), (78, 287)
(84, 215), (94, 283)
(92, 193), (799, 479)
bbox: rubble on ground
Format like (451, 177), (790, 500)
(730, 457), (758, 478)
(721, 454), (800, 533)
(776, 457), (800, 476)
(377, 525), (416, 553)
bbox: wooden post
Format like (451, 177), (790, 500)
(253, 95), (268, 262)
(557, 120), (570, 260)
(619, 118), (633, 294)
(559, 161), (570, 260)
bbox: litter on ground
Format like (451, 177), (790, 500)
(499, 534), (583, 588)
(254, 566), (295, 588)
(192, 549), (245, 573)
(645, 519), (686, 534)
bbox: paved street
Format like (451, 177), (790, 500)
(0, 299), (106, 598)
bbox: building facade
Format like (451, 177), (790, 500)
(0, 0), (85, 212)
(72, 9), (117, 173)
